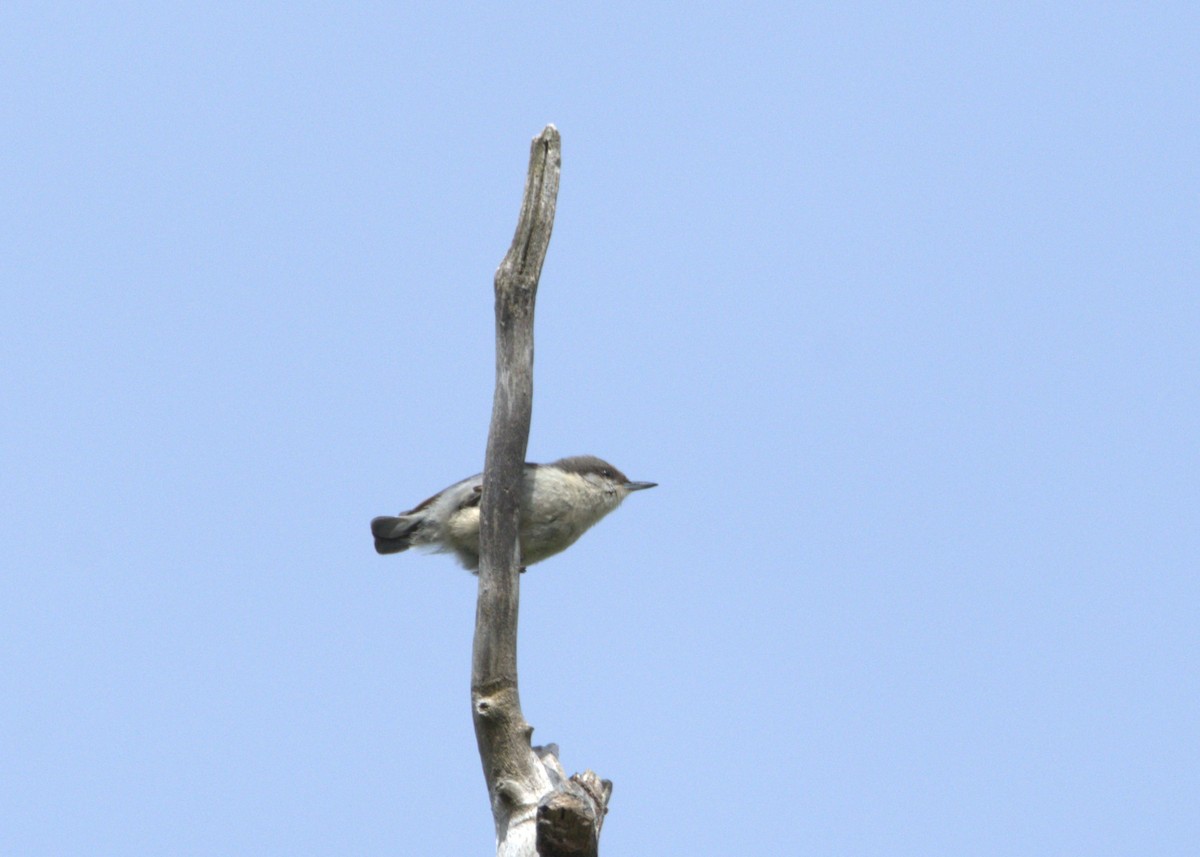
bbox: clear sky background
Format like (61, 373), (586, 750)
(3, 4), (1197, 855)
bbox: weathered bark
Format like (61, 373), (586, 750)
(471, 126), (611, 856)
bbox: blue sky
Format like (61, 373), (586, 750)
(2, 4), (1197, 854)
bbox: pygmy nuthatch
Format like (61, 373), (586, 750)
(371, 455), (656, 571)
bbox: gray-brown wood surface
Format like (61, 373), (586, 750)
(472, 126), (610, 857)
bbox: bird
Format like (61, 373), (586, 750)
(371, 455), (656, 571)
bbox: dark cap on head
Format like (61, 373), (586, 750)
(552, 455), (627, 482)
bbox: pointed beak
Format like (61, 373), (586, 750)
(624, 481), (657, 492)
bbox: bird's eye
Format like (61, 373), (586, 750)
(602, 469), (613, 478)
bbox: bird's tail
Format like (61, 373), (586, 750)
(371, 515), (421, 555)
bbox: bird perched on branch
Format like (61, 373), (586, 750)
(371, 455), (656, 572)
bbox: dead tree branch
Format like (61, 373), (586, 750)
(471, 126), (611, 856)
